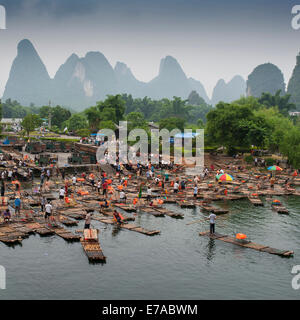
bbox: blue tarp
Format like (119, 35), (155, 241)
(90, 133), (105, 136)
(174, 132), (200, 139)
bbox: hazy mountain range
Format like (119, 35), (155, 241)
(2, 39), (247, 110)
(3, 39), (299, 111)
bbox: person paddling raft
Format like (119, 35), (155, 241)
(207, 213), (217, 234)
(84, 212), (93, 229)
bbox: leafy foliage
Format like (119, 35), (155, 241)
(206, 102), (270, 151)
(258, 90), (295, 116)
(159, 117), (185, 131)
(39, 105), (72, 129)
(21, 114), (43, 136)
(2, 99), (40, 118)
(65, 114), (88, 132)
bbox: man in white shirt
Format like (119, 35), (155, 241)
(174, 181), (179, 193)
(8, 170), (13, 181)
(59, 187), (65, 201)
(45, 201), (52, 222)
(147, 187), (152, 202)
(208, 213), (217, 234)
(119, 191), (126, 203)
(72, 176), (76, 186)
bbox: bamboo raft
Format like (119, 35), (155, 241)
(60, 211), (86, 220)
(199, 231), (294, 257)
(114, 203), (137, 212)
(153, 207), (184, 219)
(45, 224), (81, 242)
(176, 201), (195, 209)
(197, 203), (229, 215)
(271, 204), (289, 214)
(99, 208), (135, 221)
(248, 196), (264, 206)
(92, 216), (160, 236)
(24, 222), (55, 236)
(0, 225), (24, 244)
(80, 229), (106, 262)
(140, 207), (165, 217)
(60, 215), (79, 226)
(163, 199), (177, 204)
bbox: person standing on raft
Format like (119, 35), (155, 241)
(84, 212), (92, 229)
(207, 213), (217, 234)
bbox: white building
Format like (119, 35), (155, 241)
(1, 118), (23, 131)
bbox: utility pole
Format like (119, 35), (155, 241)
(48, 100), (52, 129)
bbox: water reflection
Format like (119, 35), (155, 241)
(112, 225), (121, 237)
(206, 238), (216, 261)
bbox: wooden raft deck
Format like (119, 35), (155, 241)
(92, 216), (160, 236)
(45, 225), (81, 242)
(100, 208), (135, 221)
(80, 239), (106, 262)
(199, 231), (294, 257)
(176, 201), (195, 209)
(271, 204), (289, 214)
(24, 222), (55, 236)
(0, 225), (24, 244)
(248, 197), (264, 206)
(114, 203), (137, 212)
(197, 203), (229, 215)
(140, 207), (165, 217)
(60, 215), (79, 226)
(140, 206), (184, 219)
(154, 207), (184, 219)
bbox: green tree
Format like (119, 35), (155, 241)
(159, 117), (185, 131)
(67, 114), (88, 132)
(21, 114), (42, 136)
(206, 102), (270, 154)
(258, 90), (295, 116)
(126, 112), (148, 132)
(98, 95), (125, 124)
(280, 126), (300, 168)
(99, 120), (116, 131)
(85, 106), (102, 132)
(38, 105), (51, 119)
(253, 107), (294, 152)
(51, 106), (72, 128)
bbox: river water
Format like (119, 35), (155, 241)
(0, 195), (299, 300)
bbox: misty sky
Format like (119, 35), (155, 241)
(0, 0), (299, 99)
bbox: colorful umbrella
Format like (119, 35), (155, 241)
(216, 173), (234, 181)
(267, 166), (282, 171)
